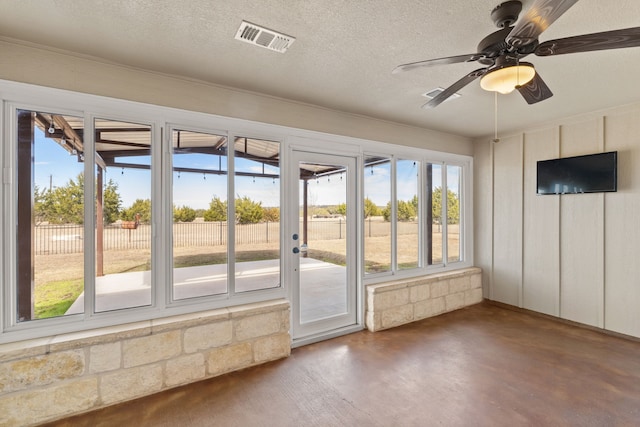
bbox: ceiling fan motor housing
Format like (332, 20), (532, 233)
(491, 1), (523, 28)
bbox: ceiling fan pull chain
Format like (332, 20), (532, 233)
(493, 92), (500, 143)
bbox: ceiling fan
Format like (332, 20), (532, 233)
(393, 0), (640, 108)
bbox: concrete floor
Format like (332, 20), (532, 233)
(66, 258), (347, 323)
(45, 302), (640, 426)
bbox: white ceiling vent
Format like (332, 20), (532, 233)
(235, 21), (295, 53)
(422, 88), (461, 102)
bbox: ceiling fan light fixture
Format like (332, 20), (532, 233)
(480, 63), (536, 94)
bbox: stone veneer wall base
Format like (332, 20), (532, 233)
(0, 299), (290, 427)
(366, 267), (483, 331)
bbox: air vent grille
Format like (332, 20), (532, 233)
(422, 88), (461, 101)
(235, 21), (295, 53)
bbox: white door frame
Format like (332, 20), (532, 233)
(287, 146), (363, 346)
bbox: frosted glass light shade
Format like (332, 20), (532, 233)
(480, 64), (536, 94)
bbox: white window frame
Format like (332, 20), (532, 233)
(0, 80), (473, 344)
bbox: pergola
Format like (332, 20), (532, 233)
(18, 112), (359, 319)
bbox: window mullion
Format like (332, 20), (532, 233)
(441, 164), (448, 267)
(390, 157), (397, 272)
(84, 114), (95, 317)
(228, 133), (236, 296)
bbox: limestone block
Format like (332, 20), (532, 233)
(207, 342), (253, 376)
(253, 333), (291, 363)
(414, 297), (446, 320)
(0, 377), (98, 427)
(470, 273), (482, 289)
(234, 312), (282, 342)
(430, 280), (449, 298)
(445, 292), (465, 312)
(366, 290), (376, 312)
(409, 284), (430, 303)
(89, 342), (121, 374)
(0, 338), (49, 363)
(0, 349), (85, 393)
(100, 364), (163, 405)
(381, 305), (414, 329)
(151, 308), (229, 333)
(280, 308), (291, 331)
(228, 300), (289, 319)
(122, 330), (181, 368)
(183, 321), (232, 353)
(48, 322), (151, 352)
(465, 287), (484, 306)
(165, 353), (205, 387)
(449, 275), (471, 293)
(375, 288), (410, 311)
(365, 310), (381, 332)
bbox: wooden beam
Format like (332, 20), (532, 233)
(17, 110), (34, 321)
(96, 167), (104, 277)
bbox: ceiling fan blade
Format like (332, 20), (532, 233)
(392, 53), (484, 74)
(422, 68), (489, 109)
(517, 72), (553, 104)
(535, 27), (640, 56)
(506, 0), (579, 48)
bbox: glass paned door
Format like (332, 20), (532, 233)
(289, 150), (357, 341)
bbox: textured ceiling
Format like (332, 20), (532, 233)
(0, 0), (639, 138)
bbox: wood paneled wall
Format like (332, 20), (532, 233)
(474, 103), (640, 338)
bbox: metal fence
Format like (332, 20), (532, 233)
(34, 219), (363, 255)
(33, 219), (438, 255)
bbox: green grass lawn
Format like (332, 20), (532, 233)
(35, 278), (84, 319)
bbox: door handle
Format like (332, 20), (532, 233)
(292, 247), (300, 254)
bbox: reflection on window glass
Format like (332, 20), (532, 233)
(364, 155), (391, 274)
(94, 118), (152, 312)
(447, 165), (462, 263)
(234, 137), (280, 292)
(172, 130), (228, 300)
(428, 163), (444, 265)
(396, 159), (420, 270)
(16, 110), (85, 321)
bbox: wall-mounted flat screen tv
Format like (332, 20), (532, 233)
(536, 151), (617, 195)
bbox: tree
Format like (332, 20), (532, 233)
(397, 199), (416, 221)
(33, 173), (123, 225)
(431, 187), (460, 224)
(173, 205), (197, 222)
(382, 198), (417, 222)
(203, 197), (227, 222)
(334, 203), (347, 216)
(262, 207), (280, 222)
(382, 201), (391, 221)
(364, 198), (379, 218)
(37, 173), (84, 224)
(103, 179), (122, 225)
(235, 196), (263, 224)
(34, 184), (52, 225)
(121, 199), (151, 223)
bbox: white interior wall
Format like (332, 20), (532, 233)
(475, 102), (640, 339)
(0, 40), (472, 156)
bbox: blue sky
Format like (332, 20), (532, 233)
(34, 128), (458, 210)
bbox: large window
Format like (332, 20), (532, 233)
(233, 136), (280, 293)
(363, 156), (465, 277)
(1, 83), (471, 343)
(171, 129), (229, 300)
(15, 110), (85, 322)
(363, 155), (391, 274)
(93, 118), (153, 313)
(396, 159), (420, 270)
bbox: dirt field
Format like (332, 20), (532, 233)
(34, 231), (458, 287)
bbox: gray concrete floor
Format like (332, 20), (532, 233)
(66, 258), (347, 323)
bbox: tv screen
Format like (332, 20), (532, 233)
(536, 151), (617, 195)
